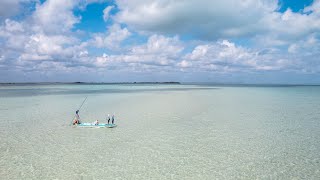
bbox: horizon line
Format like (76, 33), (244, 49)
(0, 82), (320, 86)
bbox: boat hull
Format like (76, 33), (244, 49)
(77, 123), (117, 128)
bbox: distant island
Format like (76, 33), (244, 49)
(0, 82), (181, 85)
(74, 82), (180, 84)
(2, 82), (320, 86)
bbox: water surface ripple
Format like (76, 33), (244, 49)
(0, 84), (319, 179)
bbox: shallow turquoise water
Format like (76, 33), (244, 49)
(0, 84), (319, 179)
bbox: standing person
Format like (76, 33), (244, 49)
(73, 110), (81, 125)
(107, 114), (110, 124)
(111, 114), (115, 124)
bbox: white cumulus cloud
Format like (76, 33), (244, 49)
(32, 0), (80, 34)
(114, 0), (320, 46)
(91, 24), (131, 50)
(114, 0), (277, 39)
(103, 6), (114, 22)
(95, 34), (184, 69)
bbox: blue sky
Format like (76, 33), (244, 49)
(0, 0), (320, 83)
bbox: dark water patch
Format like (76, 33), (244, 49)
(0, 87), (219, 97)
(185, 83), (320, 88)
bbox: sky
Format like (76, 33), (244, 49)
(0, 0), (320, 83)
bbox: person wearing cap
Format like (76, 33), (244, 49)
(73, 110), (81, 125)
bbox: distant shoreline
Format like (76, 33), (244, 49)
(0, 82), (320, 87)
(0, 82), (181, 85)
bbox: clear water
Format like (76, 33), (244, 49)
(0, 84), (319, 179)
